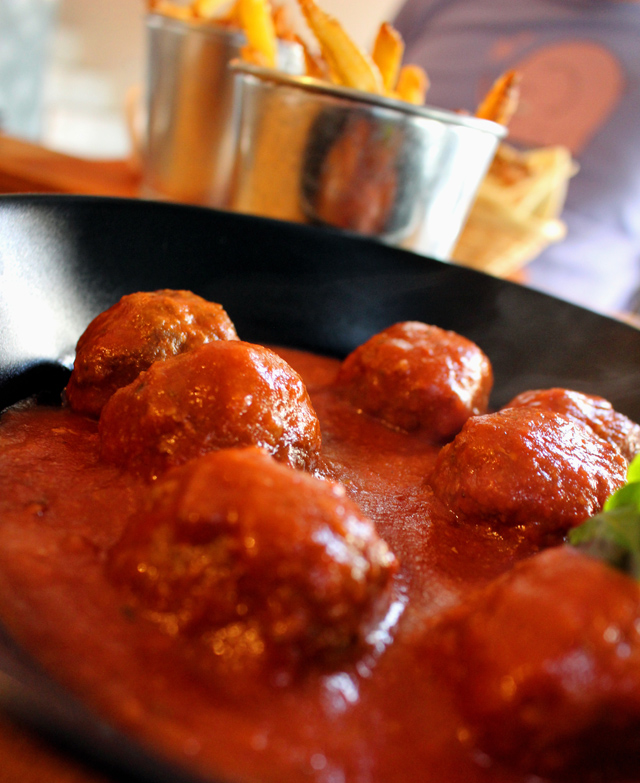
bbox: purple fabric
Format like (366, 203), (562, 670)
(394, 0), (640, 314)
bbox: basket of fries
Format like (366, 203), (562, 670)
(451, 143), (577, 278)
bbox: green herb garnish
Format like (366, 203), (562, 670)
(568, 454), (640, 579)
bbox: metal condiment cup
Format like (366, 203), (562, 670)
(142, 14), (304, 208)
(228, 63), (507, 260)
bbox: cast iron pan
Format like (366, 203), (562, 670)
(1, 194), (640, 782)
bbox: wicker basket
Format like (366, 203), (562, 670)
(451, 144), (576, 278)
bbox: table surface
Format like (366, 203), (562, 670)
(0, 134), (141, 199)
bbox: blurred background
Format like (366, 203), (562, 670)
(0, 0), (402, 159)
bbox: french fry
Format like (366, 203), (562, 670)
(192, 0), (230, 18)
(395, 64), (429, 105)
(297, 0), (384, 94)
(217, 0), (241, 26)
(151, 0), (195, 20)
(452, 141), (576, 276)
(272, 4), (297, 41)
(295, 36), (330, 80)
(475, 69), (521, 125)
(238, 0), (278, 68)
(528, 147), (578, 220)
(240, 44), (272, 67)
(372, 22), (404, 94)
(150, 0), (452, 112)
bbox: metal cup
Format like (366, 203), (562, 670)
(142, 14), (304, 208)
(228, 63), (507, 260)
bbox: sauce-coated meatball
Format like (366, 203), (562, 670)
(66, 290), (238, 416)
(505, 387), (640, 463)
(427, 547), (640, 775)
(336, 322), (492, 441)
(99, 341), (321, 479)
(429, 407), (626, 540)
(108, 448), (398, 667)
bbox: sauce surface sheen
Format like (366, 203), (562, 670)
(0, 347), (577, 783)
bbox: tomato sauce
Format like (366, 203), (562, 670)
(0, 347), (576, 783)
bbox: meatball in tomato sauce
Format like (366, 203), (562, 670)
(99, 340), (321, 479)
(427, 546), (640, 776)
(429, 406), (626, 542)
(66, 290), (238, 417)
(336, 322), (492, 442)
(108, 448), (398, 668)
(504, 387), (640, 463)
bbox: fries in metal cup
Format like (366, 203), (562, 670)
(475, 69), (522, 125)
(191, 0), (231, 19)
(372, 22), (404, 94)
(395, 64), (430, 106)
(148, 0), (195, 20)
(147, 0), (553, 281)
(149, 0), (434, 110)
(142, 1), (304, 207)
(297, 0), (384, 93)
(238, 0), (277, 68)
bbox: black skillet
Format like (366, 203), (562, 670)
(1, 194), (640, 782)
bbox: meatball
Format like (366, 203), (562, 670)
(99, 340), (321, 479)
(108, 447), (398, 667)
(427, 546), (640, 775)
(505, 387), (640, 463)
(429, 406), (626, 541)
(335, 322), (492, 441)
(66, 290), (238, 416)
